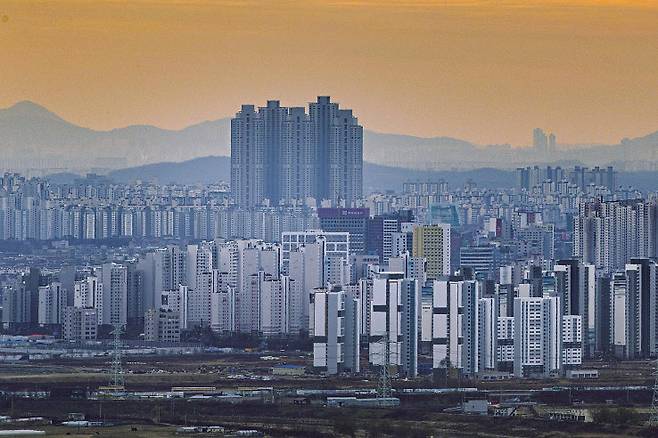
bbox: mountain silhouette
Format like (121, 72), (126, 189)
(1, 100), (658, 171)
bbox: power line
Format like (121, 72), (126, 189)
(377, 333), (392, 399)
(109, 322), (125, 391)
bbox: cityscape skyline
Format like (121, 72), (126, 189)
(2, 1), (658, 146)
(2, 1), (658, 434)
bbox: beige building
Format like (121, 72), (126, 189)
(412, 224), (451, 279)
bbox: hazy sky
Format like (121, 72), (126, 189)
(1, 0), (657, 146)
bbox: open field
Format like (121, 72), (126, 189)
(0, 354), (656, 437)
(0, 354), (653, 391)
(0, 401), (652, 437)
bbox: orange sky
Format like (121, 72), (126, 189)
(1, 0), (657, 146)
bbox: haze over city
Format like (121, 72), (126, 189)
(3, 2), (658, 437)
(2, 0), (658, 146)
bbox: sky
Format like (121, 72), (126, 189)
(1, 0), (657, 146)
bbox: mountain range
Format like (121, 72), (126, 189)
(43, 156), (658, 194)
(2, 100), (658, 171)
(102, 156), (514, 192)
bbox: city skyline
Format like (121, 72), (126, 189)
(2, 1), (658, 433)
(2, 1), (658, 146)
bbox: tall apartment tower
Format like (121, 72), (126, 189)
(37, 282), (66, 325)
(431, 277), (479, 375)
(74, 276), (100, 308)
(573, 199), (658, 273)
(368, 272), (419, 377)
(280, 107), (314, 204)
(309, 96), (339, 201)
(260, 100), (288, 205)
(513, 296), (561, 377)
(100, 263), (128, 326)
(310, 287), (360, 375)
(231, 97), (363, 207)
(625, 259), (657, 359)
(533, 128), (548, 152)
(231, 105), (264, 207)
(328, 108), (364, 205)
(553, 259), (595, 357)
(478, 297), (497, 371)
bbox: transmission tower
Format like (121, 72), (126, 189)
(377, 333), (392, 399)
(650, 357), (658, 426)
(109, 322), (125, 391)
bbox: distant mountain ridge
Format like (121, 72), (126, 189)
(2, 100), (658, 171)
(82, 156), (658, 194)
(103, 156), (516, 192)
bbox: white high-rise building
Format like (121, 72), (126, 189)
(369, 272), (419, 377)
(624, 259), (657, 359)
(210, 272), (235, 334)
(138, 246), (187, 314)
(186, 243), (213, 291)
(236, 240), (280, 333)
(231, 105), (265, 207)
(286, 237), (328, 334)
(513, 296), (561, 377)
(231, 97), (363, 206)
(553, 260), (595, 357)
(187, 271), (213, 328)
(99, 263), (128, 326)
(281, 230), (350, 274)
(610, 272), (627, 357)
(432, 278), (479, 374)
(260, 274), (290, 336)
(310, 287), (360, 374)
(38, 282), (66, 325)
(496, 316), (515, 369)
(280, 107), (314, 204)
(73, 276), (100, 308)
(478, 297), (497, 371)
(562, 314), (583, 367)
(573, 199), (658, 273)
(160, 286), (188, 330)
(369, 273), (402, 369)
(310, 288), (342, 374)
